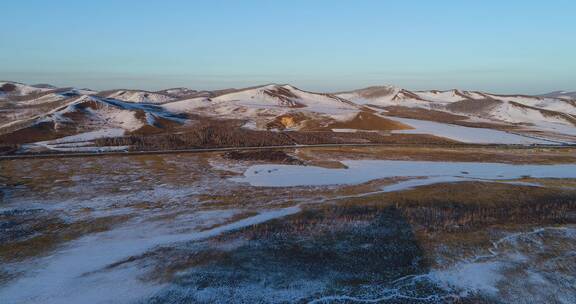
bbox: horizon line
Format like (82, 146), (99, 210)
(2, 79), (573, 96)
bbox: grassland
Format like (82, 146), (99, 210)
(1, 147), (575, 303)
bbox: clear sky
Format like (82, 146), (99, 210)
(1, 0), (575, 93)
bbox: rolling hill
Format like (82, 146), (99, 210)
(1, 81), (575, 153)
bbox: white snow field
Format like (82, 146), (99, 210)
(105, 90), (175, 104)
(23, 128), (127, 152)
(232, 160), (576, 188)
(386, 116), (559, 144)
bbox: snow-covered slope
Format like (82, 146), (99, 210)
(102, 90), (176, 104)
(338, 87), (492, 107)
(22, 128), (129, 153)
(483, 101), (576, 136)
(2, 80), (575, 147)
(335, 86), (466, 108)
(163, 84), (360, 129)
(0, 81), (99, 105)
(539, 91), (576, 100)
(16, 92), (69, 105)
(336, 86), (404, 105)
(213, 84), (358, 113)
(413, 90), (487, 103)
(0, 81), (55, 98)
(155, 88), (199, 98)
(338, 86), (576, 137)
(9, 88), (97, 106)
(489, 95), (576, 115)
(47, 95), (186, 130)
(0, 94), (188, 145)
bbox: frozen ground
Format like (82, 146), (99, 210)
(232, 159), (576, 188)
(386, 116), (560, 144)
(1, 152), (575, 304)
(22, 128), (128, 152)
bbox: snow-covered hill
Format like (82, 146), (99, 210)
(0, 94), (187, 147)
(155, 88), (200, 98)
(0, 81), (56, 98)
(101, 90), (176, 104)
(163, 84), (360, 130)
(335, 87), (487, 107)
(338, 87), (576, 137)
(1, 81), (575, 149)
(214, 84), (357, 113)
(539, 91), (576, 100)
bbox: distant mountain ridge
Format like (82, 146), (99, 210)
(539, 91), (576, 100)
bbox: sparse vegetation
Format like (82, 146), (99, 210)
(2, 149), (575, 304)
(0, 212), (131, 262)
(0, 144), (19, 155)
(335, 182), (576, 232)
(223, 150), (303, 164)
(91, 119), (456, 152)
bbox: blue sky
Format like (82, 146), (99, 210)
(1, 0), (575, 93)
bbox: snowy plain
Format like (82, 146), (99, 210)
(386, 116), (558, 145)
(232, 160), (576, 188)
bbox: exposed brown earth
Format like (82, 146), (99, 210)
(265, 113), (309, 130)
(0, 145), (18, 155)
(0, 121), (75, 144)
(0, 83), (17, 93)
(382, 106), (516, 130)
(96, 129), (455, 151)
(2, 149), (575, 302)
(89, 117), (456, 152)
(0, 213), (131, 262)
(262, 86), (306, 107)
(393, 89), (427, 101)
(445, 98), (502, 114)
(381, 182), (576, 232)
(2, 82), (575, 158)
(316, 111), (412, 131)
(351, 86), (396, 99)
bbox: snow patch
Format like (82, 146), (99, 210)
(232, 160), (576, 187)
(387, 116), (555, 144)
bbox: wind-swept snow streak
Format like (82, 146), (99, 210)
(0, 206), (301, 304)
